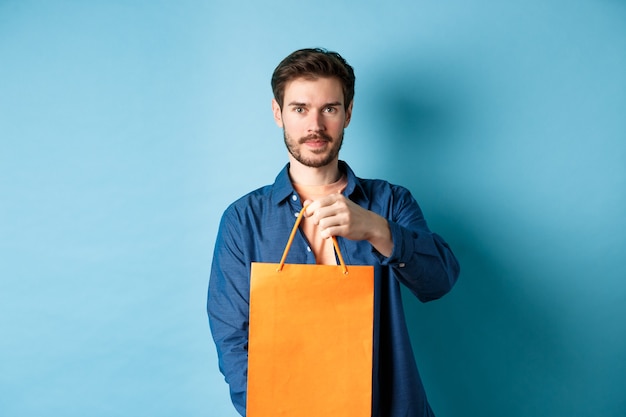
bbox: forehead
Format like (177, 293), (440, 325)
(283, 76), (344, 104)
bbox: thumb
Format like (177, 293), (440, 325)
(303, 200), (314, 216)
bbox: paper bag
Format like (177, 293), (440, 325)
(247, 207), (374, 416)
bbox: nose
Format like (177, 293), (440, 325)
(308, 111), (326, 133)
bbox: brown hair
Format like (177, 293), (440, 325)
(271, 48), (355, 111)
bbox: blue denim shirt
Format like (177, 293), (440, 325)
(208, 161), (460, 417)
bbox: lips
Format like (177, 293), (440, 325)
(302, 139), (329, 150)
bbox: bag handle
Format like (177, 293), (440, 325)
(278, 206), (348, 274)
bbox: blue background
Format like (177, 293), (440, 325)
(1, 1), (625, 416)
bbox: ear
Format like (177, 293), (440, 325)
(343, 100), (354, 128)
(271, 98), (283, 128)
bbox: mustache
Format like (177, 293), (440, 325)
(298, 133), (333, 144)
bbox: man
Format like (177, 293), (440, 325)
(208, 48), (460, 417)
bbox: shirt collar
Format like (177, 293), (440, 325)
(270, 160), (369, 206)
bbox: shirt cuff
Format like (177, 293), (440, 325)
(372, 220), (440, 265)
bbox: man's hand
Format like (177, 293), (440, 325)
(303, 194), (394, 257)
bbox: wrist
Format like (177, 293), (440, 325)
(366, 213), (393, 257)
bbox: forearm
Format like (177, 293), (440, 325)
(208, 318), (248, 415)
(208, 214), (251, 415)
(377, 220), (460, 302)
(365, 211), (393, 258)
(208, 291), (249, 415)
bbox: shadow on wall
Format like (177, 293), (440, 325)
(367, 65), (576, 417)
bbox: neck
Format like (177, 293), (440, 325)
(288, 156), (341, 186)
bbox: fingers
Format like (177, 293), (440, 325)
(304, 200), (328, 220)
(318, 218), (346, 239)
(302, 199), (314, 216)
(301, 194), (379, 243)
(303, 194), (342, 218)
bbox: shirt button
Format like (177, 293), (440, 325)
(399, 263), (406, 268)
(292, 194), (298, 201)
(307, 246), (312, 252)
(294, 212), (299, 217)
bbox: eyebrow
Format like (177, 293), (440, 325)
(287, 101), (343, 108)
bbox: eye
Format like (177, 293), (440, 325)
(294, 107), (305, 113)
(324, 107), (337, 113)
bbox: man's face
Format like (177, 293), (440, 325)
(272, 77), (353, 169)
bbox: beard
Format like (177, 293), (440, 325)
(283, 130), (344, 168)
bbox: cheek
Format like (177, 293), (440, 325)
(282, 116), (303, 133)
(281, 123), (297, 140)
(330, 119), (347, 132)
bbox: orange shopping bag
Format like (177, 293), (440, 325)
(247, 207), (374, 417)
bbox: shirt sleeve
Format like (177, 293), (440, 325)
(373, 185), (460, 302)
(207, 208), (249, 416)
